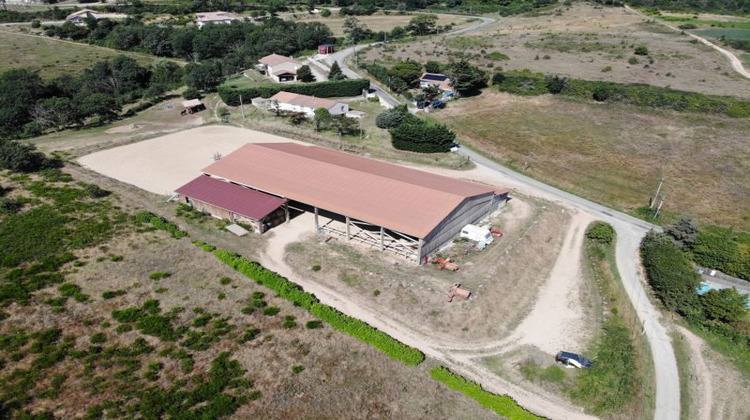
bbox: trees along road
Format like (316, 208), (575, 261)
(329, 14), (681, 420)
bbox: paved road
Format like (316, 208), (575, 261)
(323, 13), (681, 419)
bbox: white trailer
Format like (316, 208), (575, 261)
(459, 224), (493, 245)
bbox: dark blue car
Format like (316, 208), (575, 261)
(556, 351), (593, 368)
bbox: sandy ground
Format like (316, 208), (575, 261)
(77, 126), (304, 196)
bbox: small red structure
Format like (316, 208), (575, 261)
(318, 44), (335, 55)
(491, 230), (503, 237)
(446, 282), (471, 302)
(431, 257), (459, 271)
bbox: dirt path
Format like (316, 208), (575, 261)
(676, 327), (713, 420)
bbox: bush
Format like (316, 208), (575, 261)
(262, 307), (280, 316)
(690, 232), (746, 279)
(430, 367), (543, 419)
(305, 320), (323, 329)
(218, 79), (370, 106)
(149, 271), (171, 280)
(375, 107), (408, 129)
(634, 45), (649, 55)
(134, 211), (187, 239)
(586, 222), (615, 244)
(311, 264), (321, 272)
(182, 87), (202, 100)
(102, 290), (126, 299)
(390, 120), (456, 153)
(640, 231), (701, 315)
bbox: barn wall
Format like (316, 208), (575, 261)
(179, 195), (263, 232)
(419, 193), (498, 259)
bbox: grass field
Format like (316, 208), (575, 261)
(0, 30), (169, 78)
(695, 28), (750, 40)
(439, 92), (750, 230)
(290, 12), (473, 37)
(0, 167), (499, 419)
(361, 3), (750, 99)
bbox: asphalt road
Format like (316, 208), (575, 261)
(330, 13), (682, 419)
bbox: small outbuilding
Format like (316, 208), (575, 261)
(66, 9), (128, 25)
(318, 44), (335, 55)
(182, 99), (204, 115)
(419, 73), (453, 92)
(196, 11), (238, 28)
(268, 91), (349, 117)
(175, 175), (288, 233)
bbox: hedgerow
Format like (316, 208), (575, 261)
(134, 211), (187, 238)
(218, 79), (370, 106)
(492, 69), (750, 118)
(311, 303), (425, 366)
(430, 366), (544, 419)
(209, 247), (425, 366)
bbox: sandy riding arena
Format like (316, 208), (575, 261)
(77, 126), (303, 196)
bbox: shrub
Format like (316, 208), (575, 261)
(263, 307), (280, 316)
(311, 264), (321, 272)
(239, 328), (260, 343)
(90, 333), (107, 344)
(291, 365), (305, 374)
(628, 56), (639, 65)
(320, 8), (331, 17)
(182, 87), (202, 100)
(219, 277), (231, 285)
(102, 290), (126, 299)
(640, 231), (701, 315)
(149, 271), (171, 280)
(586, 222), (615, 244)
(375, 107), (408, 129)
(689, 232), (745, 278)
(430, 367), (542, 419)
(305, 320), (323, 329)
(390, 119), (456, 153)
(218, 79), (370, 106)
(135, 211), (187, 238)
(665, 216), (699, 248)
(634, 45), (649, 55)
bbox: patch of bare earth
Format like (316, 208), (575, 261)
(439, 91), (750, 230)
(284, 194), (570, 344)
(676, 327), (750, 420)
(363, 3), (750, 98)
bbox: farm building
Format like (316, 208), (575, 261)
(258, 54), (301, 82)
(267, 91), (349, 117)
(66, 9), (127, 25)
(199, 143), (508, 263)
(419, 73), (453, 92)
(195, 11), (238, 28)
(176, 175), (288, 233)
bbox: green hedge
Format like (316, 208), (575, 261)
(210, 248), (425, 366)
(134, 211), (187, 239)
(218, 79), (370, 106)
(640, 232), (701, 316)
(430, 367), (544, 419)
(310, 303), (425, 366)
(492, 70), (750, 118)
(689, 232), (749, 280)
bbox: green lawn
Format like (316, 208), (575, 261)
(695, 28), (750, 40)
(0, 30), (172, 78)
(222, 71), (270, 89)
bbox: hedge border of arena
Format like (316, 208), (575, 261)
(430, 366), (545, 419)
(211, 247), (425, 366)
(218, 79), (370, 106)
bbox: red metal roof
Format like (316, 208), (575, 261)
(201, 143), (506, 238)
(175, 175), (286, 220)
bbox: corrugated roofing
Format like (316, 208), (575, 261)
(259, 53), (298, 67)
(421, 73), (449, 82)
(182, 99), (202, 108)
(202, 143), (504, 238)
(269, 91), (339, 110)
(175, 175), (286, 220)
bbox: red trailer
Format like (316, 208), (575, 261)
(318, 44), (335, 55)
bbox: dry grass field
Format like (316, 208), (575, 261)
(288, 11), (475, 37)
(285, 195), (570, 342)
(0, 29), (169, 78)
(0, 167), (498, 419)
(438, 91), (750, 231)
(363, 3), (750, 98)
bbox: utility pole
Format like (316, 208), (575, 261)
(239, 94), (245, 119)
(650, 178), (664, 208)
(654, 195), (666, 219)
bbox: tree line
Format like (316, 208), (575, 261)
(0, 56), (182, 139)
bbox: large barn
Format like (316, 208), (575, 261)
(182, 143), (508, 264)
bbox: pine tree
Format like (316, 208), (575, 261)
(328, 61), (346, 81)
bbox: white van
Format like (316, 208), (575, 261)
(460, 224), (494, 245)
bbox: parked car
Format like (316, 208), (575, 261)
(555, 351), (593, 368)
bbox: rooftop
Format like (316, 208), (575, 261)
(201, 143), (503, 238)
(196, 11), (237, 22)
(269, 91), (339, 110)
(259, 53), (299, 67)
(420, 73), (449, 82)
(176, 175), (286, 220)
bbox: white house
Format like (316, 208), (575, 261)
(66, 9), (128, 25)
(195, 11), (238, 28)
(267, 91), (349, 117)
(258, 54), (301, 83)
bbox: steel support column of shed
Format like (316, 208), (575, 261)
(316, 214), (421, 262)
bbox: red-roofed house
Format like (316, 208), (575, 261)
(175, 175), (288, 233)
(258, 54), (301, 82)
(268, 91), (348, 117)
